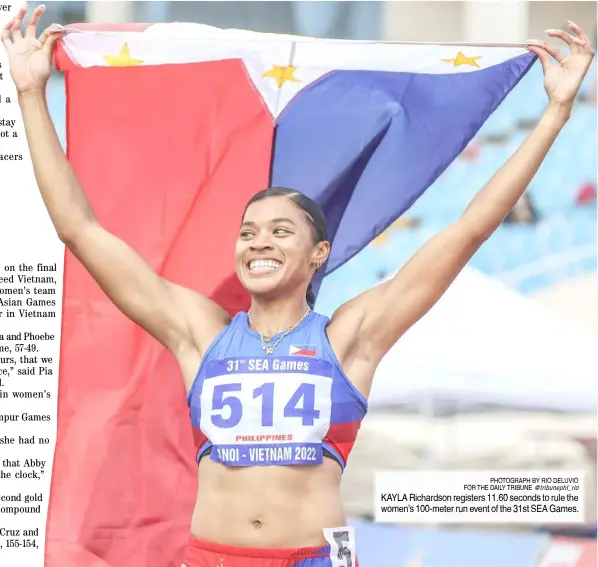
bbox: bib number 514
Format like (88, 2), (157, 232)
(211, 382), (320, 429)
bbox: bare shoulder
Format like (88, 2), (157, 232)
(327, 283), (387, 352)
(326, 285), (388, 396)
(169, 284), (231, 390)
(170, 284), (231, 355)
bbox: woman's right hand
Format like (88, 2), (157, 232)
(1, 4), (64, 94)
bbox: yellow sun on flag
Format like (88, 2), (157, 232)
(103, 43), (144, 67)
(261, 65), (300, 88)
(442, 52), (481, 68)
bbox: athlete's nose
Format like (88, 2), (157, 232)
(250, 242), (275, 252)
(249, 230), (274, 250)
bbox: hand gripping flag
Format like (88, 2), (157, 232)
(48, 23), (535, 567)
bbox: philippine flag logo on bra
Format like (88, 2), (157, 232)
(289, 344), (317, 357)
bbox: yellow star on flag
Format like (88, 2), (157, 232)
(103, 43), (144, 67)
(442, 52), (481, 68)
(261, 65), (300, 88)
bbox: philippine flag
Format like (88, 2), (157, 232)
(48, 24), (535, 567)
(289, 344), (318, 357)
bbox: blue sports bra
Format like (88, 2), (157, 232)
(187, 311), (368, 470)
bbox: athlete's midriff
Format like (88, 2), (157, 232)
(191, 456), (345, 548)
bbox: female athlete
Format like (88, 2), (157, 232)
(2, 5), (594, 567)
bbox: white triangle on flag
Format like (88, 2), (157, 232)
(243, 57), (330, 118)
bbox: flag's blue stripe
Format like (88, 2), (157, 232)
(270, 53), (536, 291)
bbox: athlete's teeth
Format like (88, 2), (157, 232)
(250, 260), (280, 270)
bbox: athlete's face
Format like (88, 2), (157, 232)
(236, 197), (329, 299)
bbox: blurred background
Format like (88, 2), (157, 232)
(43, 1), (596, 566)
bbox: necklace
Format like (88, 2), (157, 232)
(248, 307), (311, 355)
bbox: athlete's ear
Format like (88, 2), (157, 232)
(311, 241), (330, 271)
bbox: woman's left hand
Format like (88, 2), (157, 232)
(527, 22), (595, 110)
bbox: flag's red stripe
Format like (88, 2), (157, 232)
(47, 60), (274, 567)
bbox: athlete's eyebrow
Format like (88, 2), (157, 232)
(240, 218), (296, 228)
(271, 217), (296, 226)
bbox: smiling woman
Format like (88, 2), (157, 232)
(237, 187), (330, 315)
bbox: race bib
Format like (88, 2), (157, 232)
(199, 356), (333, 466)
